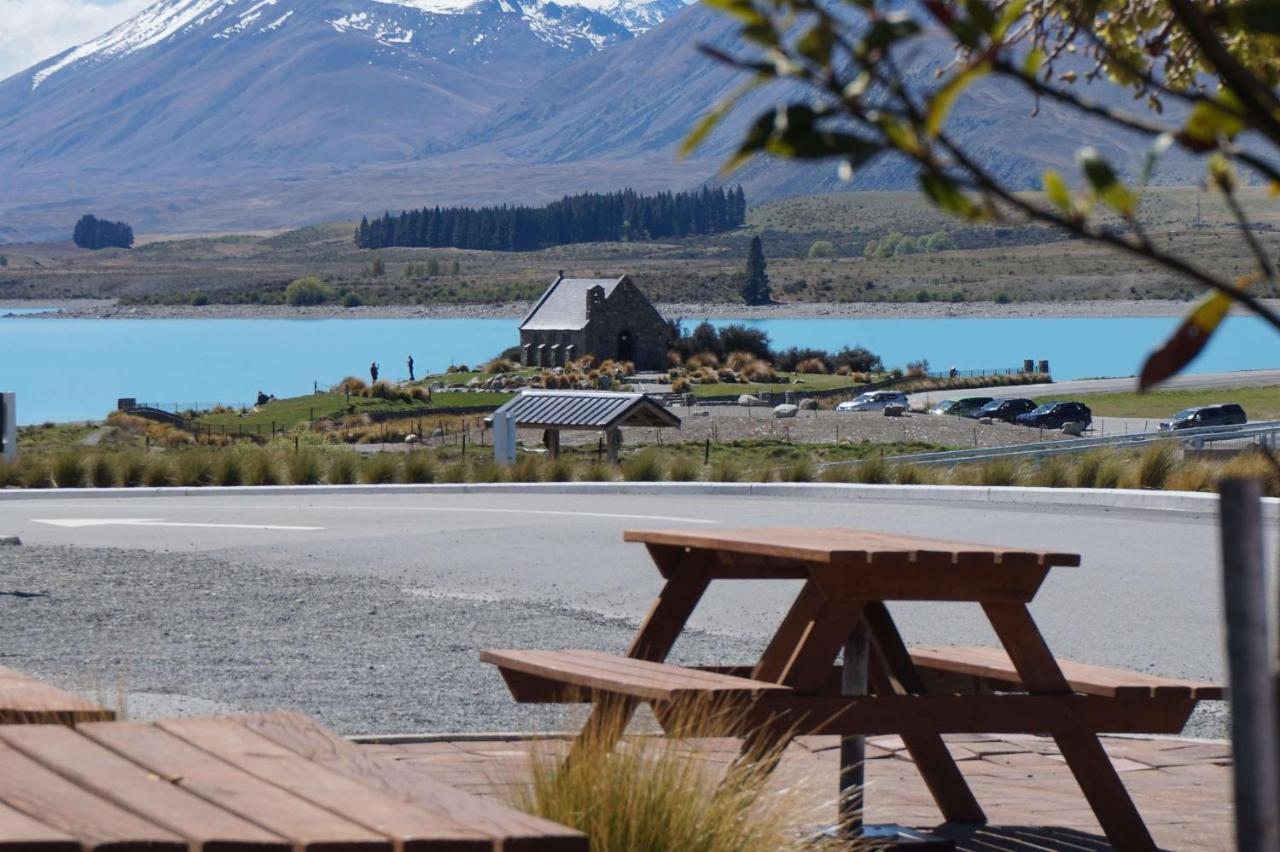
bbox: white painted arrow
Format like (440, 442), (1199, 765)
(33, 519), (323, 532)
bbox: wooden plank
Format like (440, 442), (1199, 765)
(240, 713), (588, 852)
(753, 580), (829, 683)
(809, 562), (1050, 603)
(864, 603), (986, 825)
(910, 645), (1222, 700)
(481, 650), (791, 702)
(983, 603), (1157, 852)
(623, 528), (1079, 570)
(158, 719), (492, 852)
(0, 801), (79, 852)
(0, 667), (112, 725)
(0, 725), (286, 852)
(79, 721), (389, 852)
(627, 551), (710, 660)
(0, 739), (184, 851)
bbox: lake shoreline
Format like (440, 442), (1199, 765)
(4, 298), (1266, 321)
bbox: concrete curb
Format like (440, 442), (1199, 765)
(1, 481), (1275, 518)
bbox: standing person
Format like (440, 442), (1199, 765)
(407, 355), (415, 382)
(370, 361), (379, 384)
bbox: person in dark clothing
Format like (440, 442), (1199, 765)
(370, 362), (379, 384)
(256, 390), (270, 406)
(407, 355), (415, 382)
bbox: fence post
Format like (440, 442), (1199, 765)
(704, 438), (710, 465)
(1219, 477), (1280, 852)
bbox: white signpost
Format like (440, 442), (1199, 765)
(0, 393), (14, 463)
(492, 411), (517, 466)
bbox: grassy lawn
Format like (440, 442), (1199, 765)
(1034, 386), (1280, 420)
(689, 372), (869, 397)
(16, 422), (100, 453)
(195, 390), (512, 431)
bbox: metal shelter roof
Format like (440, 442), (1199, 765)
(485, 391), (681, 431)
(519, 276), (625, 331)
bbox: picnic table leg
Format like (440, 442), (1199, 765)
(983, 602), (1157, 852)
(574, 548), (711, 756)
(863, 602), (987, 825)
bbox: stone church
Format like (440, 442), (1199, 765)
(519, 273), (671, 369)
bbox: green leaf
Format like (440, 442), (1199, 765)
(1077, 148), (1137, 217)
(1041, 169), (1072, 213)
(1139, 290), (1233, 389)
(963, 0), (996, 35)
(920, 171), (986, 221)
(1021, 46), (1046, 77)
(701, 0), (767, 27)
(858, 16), (922, 58)
(1184, 96), (1247, 145)
(926, 62), (990, 138)
(993, 0), (1027, 40)
(1209, 0), (1280, 35)
(796, 21), (835, 66)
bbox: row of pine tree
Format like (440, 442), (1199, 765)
(72, 214), (134, 250)
(355, 187), (746, 251)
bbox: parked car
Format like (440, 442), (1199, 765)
(1015, 401), (1093, 430)
(929, 397), (993, 417)
(1158, 403), (1247, 431)
(837, 391), (909, 413)
(967, 398), (1037, 423)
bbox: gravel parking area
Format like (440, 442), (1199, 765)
(1, 546), (761, 736)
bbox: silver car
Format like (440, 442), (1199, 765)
(837, 391), (909, 412)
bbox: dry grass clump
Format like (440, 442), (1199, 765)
(174, 452), (215, 487)
(622, 450), (665, 482)
(579, 459), (615, 482)
(142, 457), (175, 488)
(244, 452), (281, 486)
(18, 456), (52, 489)
(117, 453), (148, 488)
(215, 453), (244, 487)
(725, 351), (755, 372)
(668, 456), (701, 482)
(741, 360), (777, 383)
(485, 358), (520, 374)
(855, 456), (891, 484)
(470, 460), (506, 483)
(545, 456), (577, 482)
(0, 458), (17, 488)
(820, 463), (855, 483)
(1093, 453), (1130, 489)
(1221, 451), (1280, 497)
(402, 452), (437, 484)
(51, 452), (87, 488)
(781, 456), (817, 482)
(979, 458), (1021, 487)
(88, 454), (118, 488)
(333, 376), (368, 394)
(511, 455), (544, 483)
(687, 352), (721, 369)
(1074, 450), (1109, 489)
(709, 458), (743, 482)
(947, 464), (983, 486)
(892, 462), (941, 485)
(795, 358), (828, 375)
(327, 453), (358, 484)
(1166, 458), (1218, 492)
(671, 377), (692, 394)
(361, 453), (400, 485)
(509, 700), (849, 852)
(287, 451), (324, 485)
(1032, 456), (1072, 488)
(1137, 442), (1179, 490)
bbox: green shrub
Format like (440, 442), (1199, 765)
(855, 456), (890, 484)
(808, 240), (836, 258)
(287, 451), (323, 485)
(668, 456), (701, 482)
(709, 458), (742, 482)
(51, 452), (87, 488)
(402, 452), (437, 484)
(341, 292), (363, 308)
(88, 454), (118, 488)
(362, 453), (400, 484)
(117, 453), (148, 488)
(327, 453), (358, 485)
(175, 452), (215, 487)
(244, 452), (281, 486)
(215, 453), (244, 487)
(1138, 442), (1178, 490)
(142, 458), (175, 488)
(621, 450), (664, 482)
(1032, 456), (1072, 488)
(285, 277), (331, 306)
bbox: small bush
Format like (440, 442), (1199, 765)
(855, 456), (890, 484)
(333, 376), (368, 394)
(117, 453), (148, 488)
(174, 453), (215, 487)
(142, 458), (175, 488)
(808, 239), (837, 258)
(622, 450), (665, 482)
(362, 453), (400, 484)
(795, 358), (828, 375)
(668, 456), (701, 482)
(341, 292), (363, 308)
(285, 277), (331, 306)
(402, 452), (437, 483)
(671, 377), (692, 394)
(88, 454), (118, 488)
(327, 453), (358, 484)
(52, 452), (87, 488)
(244, 452), (281, 486)
(485, 358), (519, 374)
(1032, 456), (1072, 488)
(709, 458), (742, 482)
(215, 454), (244, 487)
(287, 451), (324, 485)
(1138, 442), (1178, 490)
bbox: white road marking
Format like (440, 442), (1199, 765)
(33, 519), (323, 532)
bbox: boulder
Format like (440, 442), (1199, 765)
(978, 417), (995, 425)
(1060, 421), (1085, 437)
(799, 398), (818, 411)
(773, 404), (800, 419)
(691, 409), (711, 417)
(738, 394), (767, 407)
(883, 404), (907, 417)
(431, 428), (445, 438)
(405, 434), (420, 444)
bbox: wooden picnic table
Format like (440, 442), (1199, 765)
(0, 665), (113, 726)
(0, 711), (586, 851)
(484, 527), (1223, 852)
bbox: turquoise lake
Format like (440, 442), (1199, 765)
(0, 313), (1276, 424)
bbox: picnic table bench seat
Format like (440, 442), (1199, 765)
(0, 666), (113, 725)
(480, 649), (792, 703)
(909, 645), (1224, 701)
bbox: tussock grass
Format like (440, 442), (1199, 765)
(88, 454), (118, 488)
(781, 456), (816, 482)
(441, 459), (470, 483)
(511, 455), (544, 483)
(117, 453), (148, 488)
(1032, 456), (1072, 488)
(1137, 442), (1178, 490)
(545, 456), (577, 482)
(402, 452), (437, 484)
(361, 453), (400, 485)
(509, 699), (852, 852)
(0, 459), (17, 488)
(51, 452), (87, 488)
(947, 464), (983, 486)
(580, 460), (615, 482)
(287, 451), (324, 485)
(820, 463), (856, 483)
(978, 458), (1020, 487)
(244, 452), (280, 486)
(1166, 458), (1218, 492)
(327, 453), (358, 485)
(1093, 454), (1129, 489)
(1074, 450), (1109, 489)
(668, 456), (701, 482)
(622, 450), (665, 482)
(18, 456), (52, 489)
(215, 453), (244, 487)
(470, 460), (506, 483)
(174, 452), (215, 487)
(142, 458), (175, 488)
(1221, 451), (1280, 497)
(709, 458), (743, 482)
(892, 462), (940, 485)
(854, 456), (890, 484)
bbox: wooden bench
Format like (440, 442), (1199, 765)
(909, 646), (1224, 701)
(0, 711), (587, 852)
(0, 666), (113, 725)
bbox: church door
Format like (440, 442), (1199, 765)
(617, 330), (634, 363)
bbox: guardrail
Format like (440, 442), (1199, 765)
(820, 420), (1280, 470)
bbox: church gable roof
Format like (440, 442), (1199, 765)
(520, 275), (626, 331)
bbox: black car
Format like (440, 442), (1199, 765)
(967, 398), (1036, 423)
(1158, 403), (1247, 431)
(929, 396), (993, 417)
(1015, 401), (1093, 430)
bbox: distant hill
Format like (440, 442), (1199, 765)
(0, 0), (1203, 243)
